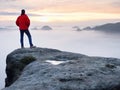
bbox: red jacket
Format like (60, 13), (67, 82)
(16, 14), (30, 30)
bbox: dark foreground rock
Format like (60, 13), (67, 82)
(2, 47), (120, 90)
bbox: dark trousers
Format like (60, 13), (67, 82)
(20, 30), (33, 47)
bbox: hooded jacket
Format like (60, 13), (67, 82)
(16, 14), (30, 30)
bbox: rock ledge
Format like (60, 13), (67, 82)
(2, 47), (120, 90)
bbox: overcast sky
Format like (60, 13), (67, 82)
(0, 0), (120, 22)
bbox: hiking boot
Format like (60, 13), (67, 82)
(21, 46), (25, 49)
(30, 46), (36, 48)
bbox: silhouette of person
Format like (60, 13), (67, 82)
(16, 9), (35, 48)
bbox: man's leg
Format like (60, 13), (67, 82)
(20, 30), (24, 48)
(24, 30), (33, 47)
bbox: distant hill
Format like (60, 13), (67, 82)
(73, 26), (81, 31)
(83, 26), (92, 30)
(41, 25), (52, 30)
(83, 22), (120, 32)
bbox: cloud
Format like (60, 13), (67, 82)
(0, 0), (120, 14)
(0, 11), (44, 17)
(111, 1), (120, 7)
(0, 12), (18, 15)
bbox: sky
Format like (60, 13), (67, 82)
(0, 0), (120, 23)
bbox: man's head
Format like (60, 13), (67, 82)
(21, 9), (25, 15)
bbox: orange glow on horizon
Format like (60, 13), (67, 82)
(0, 12), (120, 23)
(30, 12), (120, 22)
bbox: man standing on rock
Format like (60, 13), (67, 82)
(16, 9), (35, 48)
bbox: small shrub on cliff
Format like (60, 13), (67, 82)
(20, 56), (36, 65)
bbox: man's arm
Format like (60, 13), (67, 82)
(16, 17), (19, 26)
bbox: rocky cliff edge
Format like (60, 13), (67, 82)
(2, 47), (120, 90)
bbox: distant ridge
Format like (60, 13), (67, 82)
(83, 22), (120, 32)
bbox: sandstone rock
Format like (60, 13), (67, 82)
(2, 47), (120, 90)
